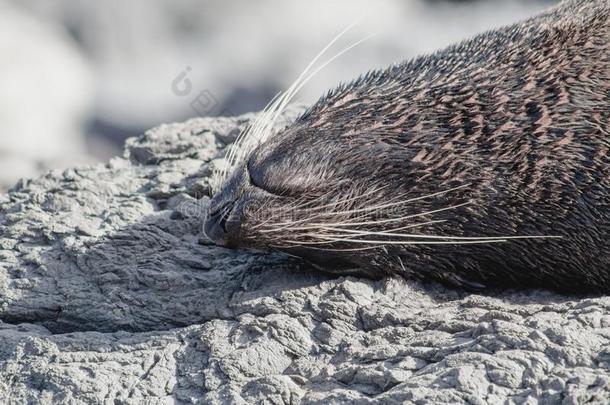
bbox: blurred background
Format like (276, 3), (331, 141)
(1, 0), (557, 191)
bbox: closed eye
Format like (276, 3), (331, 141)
(246, 158), (287, 196)
(246, 159), (264, 189)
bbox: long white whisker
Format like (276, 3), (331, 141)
(257, 184), (469, 233)
(288, 184), (389, 214)
(262, 201), (469, 233)
(278, 33), (376, 115)
(262, 22), (368, 124)
(224, 91), (284, 177)
(323, 185), (470, 217)
(252, 186), (383, 232)
(312, 217), (446, 229)
(321, 227), (562, 241)
(276, 235), (510, 246)
(316, 236), (509, 245)
(220, 21), (366, 188)
(213, 91), (284, 191)
(276, 244), (382, 252)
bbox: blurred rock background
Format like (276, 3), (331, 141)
(1, 0), (557, 191)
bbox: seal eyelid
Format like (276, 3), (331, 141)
(246, 159), (263, 189)
(247, 158), (296, 198)
(246, 159), (277, 194)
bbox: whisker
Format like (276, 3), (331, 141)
(249, 190), (335, 231)
(219, 21), (366, 189)
(261, 184), (468, 233)
(267, 32), (376, 134)
(226, 91), (285, 178)
(259, 218), (444, 234)
(262, 202), (469, 233)
(397, 256), (406, 272)
(314, 218), (446, 229)
(279, 244), (383, 252)
(250, 187), (363, 232)
(212, 91), (284, 192)
(213, 21), (374, 193)
(315, 236), (509, 245)
(321, 227), (560, 241)
(319, 185), (470, 217)
(301, 184), (390, 212)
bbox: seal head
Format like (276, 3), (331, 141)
(205, 0), (610, 292)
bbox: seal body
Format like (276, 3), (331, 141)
(205, 0), (610, 293)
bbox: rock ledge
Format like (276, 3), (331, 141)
(1, 109), (609, 404)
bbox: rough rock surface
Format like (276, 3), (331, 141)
(1, 107), (610, 404)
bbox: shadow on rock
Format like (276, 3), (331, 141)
(19, 212), (326, 334)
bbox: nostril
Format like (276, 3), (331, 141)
(205, 199), (237, 243)
(212, 204), (232, 232)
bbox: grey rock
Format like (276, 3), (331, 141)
(1, 106), (609, 404)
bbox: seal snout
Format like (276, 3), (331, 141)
(204, 199), (236, 247)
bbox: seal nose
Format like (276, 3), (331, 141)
(204, 200), (234, 246)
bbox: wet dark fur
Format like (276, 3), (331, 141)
(205, 0), (610, 293)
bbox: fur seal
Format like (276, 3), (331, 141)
(204, 0), (609, 293)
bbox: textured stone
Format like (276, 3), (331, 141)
(1, 106), (609, 404)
